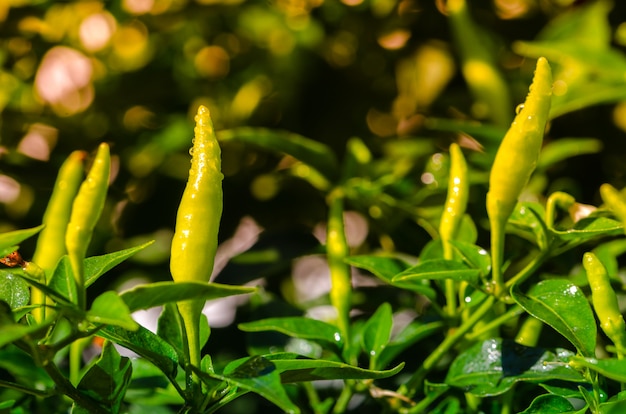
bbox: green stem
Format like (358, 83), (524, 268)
(490, 217), (507, 298)
(399, 295), (496, 399)
(333, 382), (354, 414)
(465, 305), (523, 341)
(505, 249), (551, 291)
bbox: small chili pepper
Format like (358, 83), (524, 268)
(326, 191), (351, 351)
(32, 150), (85, 321)
(600, 183), (626, 231)
(583, 252), (626, 358)
(65, 143), (111, 310)
(170, 105), (223, 374)
(545, 191), (575, 229)
(487, 57), (552, 297)
(439, 143), (469, 316)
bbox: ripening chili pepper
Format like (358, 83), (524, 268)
(600, 183), (626, 231)
(170, 105), (223, 374)
(583, 252), (626, 358)
(439, 143), (469, 316)
(32, 150), (85, 321)
(326, 191), (351, 352)
(545, 191), (575, 229)
(487, 57), (552, 297)
(65, 143), (110, 310)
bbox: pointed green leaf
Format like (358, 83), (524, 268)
(393, 259), (481, 287)
(156, 303), (185, 362)
(98, 324), (179, 377)
(87, 291), (139, 331)
(76, 341), (132, 413)
(361, 302), (392, 368)
(0, 271), (30, 309)
(238, 317), (343, 347)
(47, 256), (78, 304)
(511, 279), (596, 357)
(217, 355), (300, 414)
(345, 255), (436, 299)
(570, 356), (626, 383)
(120, 281), (256, 312)
(445, 338), (584, 397)
(509, 203), (550, 250)
(264, 353), (404, 382)
(449, 241), (491, 278)
(0, 225), (44, 252)
(537, 138), (603, 170)
(0, 319), (54, 348)
(519, 394), (575, 414)
(599, 399), (626, 414)
(84, 241), (155, 287)
(218, 128), (339, 181)
(551, 216), (623, 242)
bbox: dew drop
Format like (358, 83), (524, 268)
(515, 103), (524, 115)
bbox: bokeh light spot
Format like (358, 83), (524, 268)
(80, 12), (117, 52)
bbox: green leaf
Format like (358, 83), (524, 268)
(0, 271), (30, 309)
(511, 279), (597, 357)
(87, 291), (139, 331)
(345, 255), (436, 299)
(449, 240), (491, 278)
(518, 394), (575, 414)
(509, 202), (550, 250)
(264, 353), (404, 382)
(0, 301), (53, 347)
(551, 216), (623, 242)
(361, 302), (392, 369)
(445, 338), (584, 397)
(537, 138), (603, 170)
(0, 225), (44, 252)
(47, 256), (79, 304)
(156, 303), (185, 363)
(238, 317), (343, 347)
(599, 399), (626, 414)
(120, 281), (256, 312)
(570, 357), (626, 383)
(377, 321), (446, 368)
(84, 241), (155, 287)
(98, 324), (179, 377)
(208, 355), (300, 414)
(218, 127), (339, 181)
(392, 259), (481, 288)
(76, 341), (132, 413)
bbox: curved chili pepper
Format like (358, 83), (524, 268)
(170, 105), (223, 374)
(65, 143), (111, 310)
(487, 57), (552, 297)
(583, 252), (626, 358)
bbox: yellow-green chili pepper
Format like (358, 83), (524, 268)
(600, 183), (626, 231)
(583, 252), (626, 358)
(487, 57), (552, 297)
(326, 191), (351, 353)
(65, 143), (111, 310)
(439, 143), (469, 316)
(170, 105), (223, 375)
(447, 0), (512, 127)
(32, 150), (86, 322)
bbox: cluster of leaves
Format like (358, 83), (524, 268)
(3, 0), (626, 413)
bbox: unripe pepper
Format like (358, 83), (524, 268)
(487, 57), (552, 297)
(600, 183), (626, 231)
(583, 252), (626, 358)
(439, 143), (469, 316)
(170, 105), (223, 375)
(65, 143), (110, 310)
(32, 150), (86, 321)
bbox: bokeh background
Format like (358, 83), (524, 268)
(3, 0), (626, 411)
